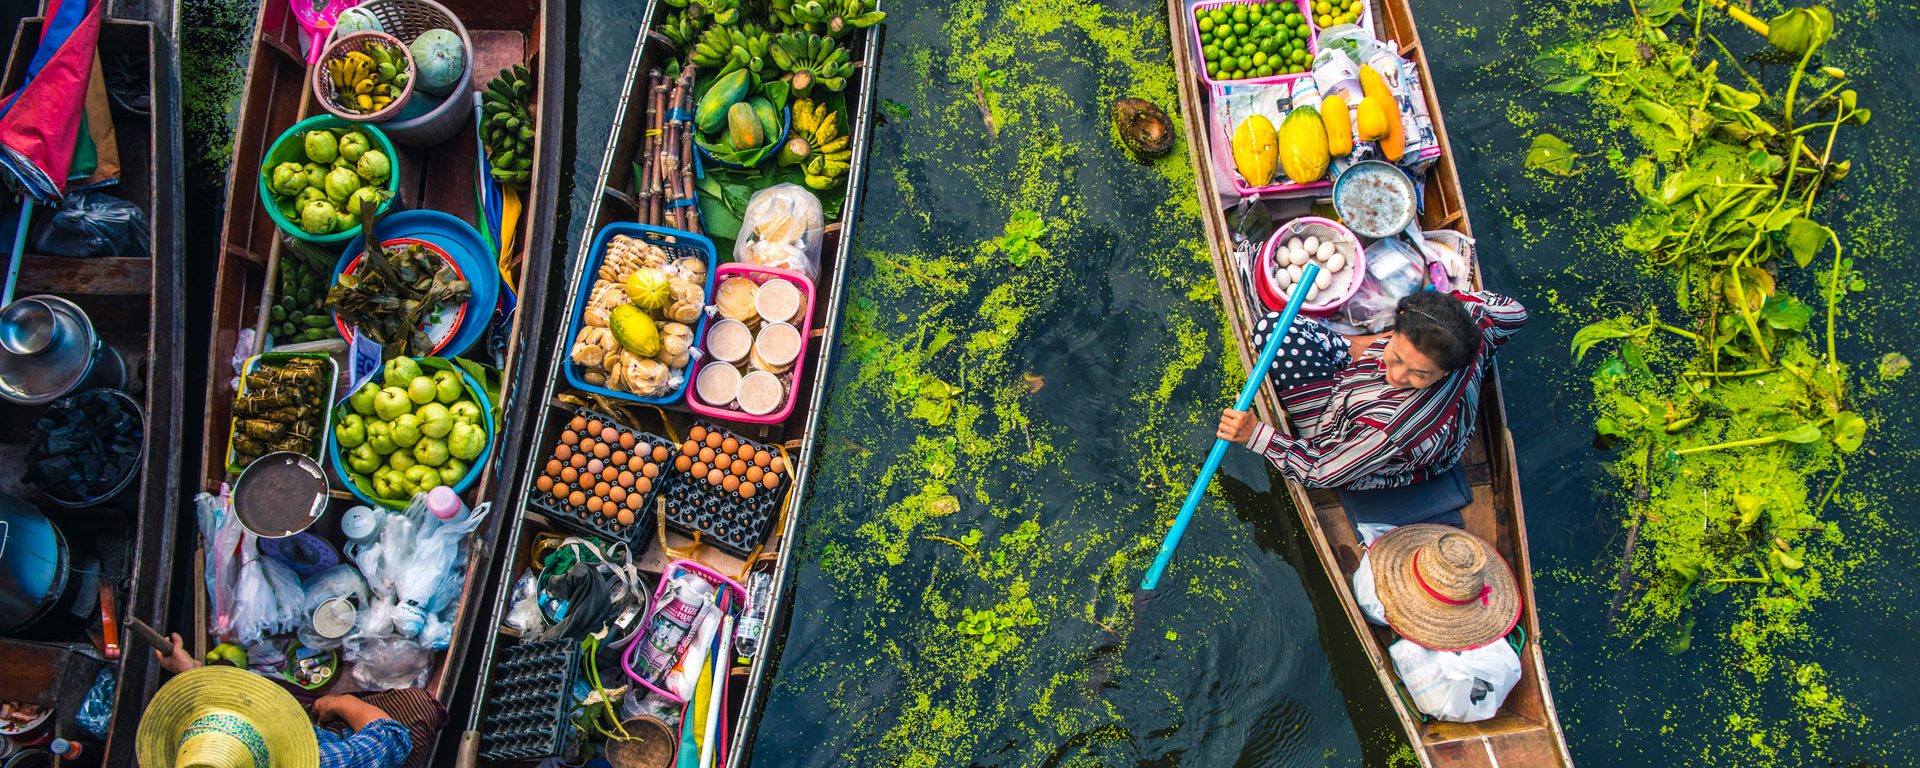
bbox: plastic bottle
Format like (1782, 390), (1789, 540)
(49, 738), (83, 758)
(733, 571), (773, 661)
(425, 486), (464, 522)
(637, 575), (715, 684)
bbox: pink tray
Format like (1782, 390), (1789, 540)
(1207, 84), (1336, 198)
(685, 263), (817, 425)
(621, 559), (751, 704)
(1189, 0), (1320, 88)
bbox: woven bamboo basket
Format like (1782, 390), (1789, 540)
(331, 0), (476, 145)
(312, 30), (416, 123)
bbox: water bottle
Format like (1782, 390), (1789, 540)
(734, 571), (774, 661)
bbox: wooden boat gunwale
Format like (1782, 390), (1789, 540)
(1166, 0), (1573, 764)
(189, 0), (565, 749)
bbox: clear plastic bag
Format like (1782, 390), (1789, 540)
(390, 503), (489, 639)
(734, 184), (824, 279)
(77, 668), (115, 739)
(298, 565), (370, 650)
(345, 633), (432, 691)
(1337, 239), (1426, 333)
(29, 190), (150, 258)
(229, 533), (307, 646)
(196, 492), (243, 637)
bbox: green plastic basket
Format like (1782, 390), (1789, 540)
(258, 115), (402, 245)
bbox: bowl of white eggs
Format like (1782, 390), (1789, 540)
(1255, 216), (1365, 314)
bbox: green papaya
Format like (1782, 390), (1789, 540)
(727, 102), (767, 150)
(749, 98), (781, 143)
(696, 69), (752, 134)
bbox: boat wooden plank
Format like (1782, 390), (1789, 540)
(14, 255), (152, 295)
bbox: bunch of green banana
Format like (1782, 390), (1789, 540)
(787, 0), (885, 39)
(664, 0), (739, 25)
(272, 247), (340, 344)
(692, 22), (771, 74)
(481, 65), (536, 188)
(769, 30), (851, 94)
(656, 9), (706, 49)
(780, 98), (851, 190)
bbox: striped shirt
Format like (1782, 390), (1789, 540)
(1243, 291), (1527, 490)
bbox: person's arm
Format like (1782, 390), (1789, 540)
(315, 694), (394, 732)
(1451, 290), (1528, 351)
(1344, 332), (1386, 360)
(313, 696), (413, 768)
(154, 633), (203, 675)
(1218, 410), (1398, 488)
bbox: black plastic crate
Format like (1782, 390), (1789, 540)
(479, 638), (579, 762)
(659, 421), (790, 558)
(527, 406), (676, 551)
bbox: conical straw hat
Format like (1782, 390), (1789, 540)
(1369, 524), (1521, 651)
(136, 665), (318, 768)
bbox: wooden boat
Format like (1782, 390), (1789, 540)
(1167, 0), (1574, 765)
(0, 8), (184, 764)
(462, 4), (880, 765)
(192, 0), (562, 761)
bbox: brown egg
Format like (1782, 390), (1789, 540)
(746, 466), (764, 484)
(617, 509), (636, 526)
(739, 483), (757, 500)
(635, 477), (652, 494)
(570, 453), (587, 469)
(737, 443), (755, 461)
(602, 502), (618, 519)
(699, 447), (716, 464)
(568, 490), (586, 507)
(770, 456), (787, 474)
(586, 497), (604, 515)
(602, 466), (619, 483)
(586, 459), (604, 476)
(561, 431), (579, 446)
(705, 431), (723, 448)
(594, 481), (611, 497)
(652, 445), (669, 462)
(626, 491), (646, 509)
(675, 455), (692, 472)
(569, 416), (587, 431)
(642, 463), (659, 479)
(561, 467), (579, 484)
(593, 443), (611, 459)
(627, 455), (645, 472)
(692, 461), (708, 477)
(611, 451), (628, 467)
(586, 419), (603, 434)
(619, 433), (636, 450)
(721, 437), (739, 455)
(690, 425), (708, 442)
(609, 486), (628, 504)
(753, 450), (771, 467)
(730, 459), (747, 476)
(763, 473), (781, 489)
(618, 470), (635, 487)
(552, 482), (570, 500)
(536, 475), (554, 493)
(577, 437), (596, 454)
(707, 468), (724, 485)
(545, 459), (562, 476)
(723, 475), (740, 492)
(601, 427), (619, 443)
(555, 444), (573, 461)
(682, 440), (699, 457)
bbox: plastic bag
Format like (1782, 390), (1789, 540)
(196, 492), (244, 637)
(1388, 637), (1522, 723)
(77, 668), (115, 740)
(391, 503), (490, 639)
(1352, 553), (1389, 627)
(734, 184), (824, 279)
(298, 565), (370, 650)
(345, 633), (432, 691)
(1337, 238), (1426, 333)
(29, 191), (150, 258)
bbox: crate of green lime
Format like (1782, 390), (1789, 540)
(329, 356), (493, 508)
(1191, 0), (1318, 85)
(258, 115), (399, 244)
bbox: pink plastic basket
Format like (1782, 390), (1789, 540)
(685, 264), (816, 425)
(1189, 0), (1320, 88)
(1256, 216), (1365, 314)
(1206, 84), (1335, 198)
(620, 559), (751, 704)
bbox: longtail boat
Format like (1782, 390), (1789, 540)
(0, 8), (184, 764)
(1167, 0), (1575, 764)
(193, 0), (562, 761)
(463, 4), (880, 764)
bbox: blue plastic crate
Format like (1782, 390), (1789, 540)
(562, 223), (718, 405)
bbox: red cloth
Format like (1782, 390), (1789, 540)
(0, 0), (103, 200)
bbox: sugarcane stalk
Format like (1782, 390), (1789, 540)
(637, 69), (666, 226)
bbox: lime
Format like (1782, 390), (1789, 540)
(1260, 38), (1279, 53)
(1231, 6), (1247, 22)
(1199, 17), (1215, 32)
(1253, 51), (1268, 65)
(1314, 0), (1328, 12)
(1288, 48), (1305, 64)
(1232, 69), (1246, 80)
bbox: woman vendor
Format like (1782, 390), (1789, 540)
(1216, 289), (1527, 499)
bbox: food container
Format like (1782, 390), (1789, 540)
(259, 115), (401, 245)
(313, 31), (417, 123)
(706, 319), (752, 364)
(1189, 0), (1321, 88)
(750, 322), (800, 373)
(685, 264), (816, 425)
(326, 356), (495, 509)
(0, 296), (125, 405)
(334, 210), (501, 357)
(1332, 159), (1417, 238)
(280, 640), (339, 690)
(1257, 216), (1364, 314)
(563, 223), (718, 406)
(233, 452), (330, 538)
(527, 407), (674, 550)
(352, 0), (478, 146)
(225, 352), (339, 474)
(1208, 81), (1336, 198)
(620, 559), (750, 703)
(331, 237), (470, 355)
(694, 361), (742, 407)
(28, 389), (146, 509)
(754, 277), (803, 324)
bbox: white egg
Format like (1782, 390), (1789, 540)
(1287, 237), (1304, 252)
(1316, 242), (1336, 261)
(1287, 248), (1308, 266)
(1307, 285), (1321, 301)
(1327, 252), (1347, 273)
(1287, 263), (1304, 282)
(1275, 269), (1293, 288)
(1315, 269), (1332, 289)
(1304, 235), (1321, 253)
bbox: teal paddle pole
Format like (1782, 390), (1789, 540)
(1140, 262), (1320, 591)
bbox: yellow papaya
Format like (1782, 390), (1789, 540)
(1358, 65), (1405, 161)
(1354, 96), (1392, 141)
(727, 102), (767, 150)
(1277, 106), (1330, 184)
(1322, 93), (1353, 156)
(1230, 114), (1278, 188)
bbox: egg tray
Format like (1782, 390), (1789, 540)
(660, 422), (787, 559)
(479, 638), (578, 762)
(527, 406), (676, 551)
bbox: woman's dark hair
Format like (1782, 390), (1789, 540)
(1394, 291), (1479, 372)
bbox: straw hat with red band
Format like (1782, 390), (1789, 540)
(1369, 524), (1521, 651)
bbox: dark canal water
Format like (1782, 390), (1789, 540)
(177, 0), (1919, 765)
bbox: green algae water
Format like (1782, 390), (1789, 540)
(176, 0), (1920, 765)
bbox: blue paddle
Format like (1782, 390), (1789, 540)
(1140, 262), (1320, 591)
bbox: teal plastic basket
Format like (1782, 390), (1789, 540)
(258, 115), (402, 245)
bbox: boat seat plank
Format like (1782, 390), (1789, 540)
(16, 255), (150, 295)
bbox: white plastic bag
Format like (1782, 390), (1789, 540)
(298, 565), (370, 650)
(1352, 552), (1389, 627)
(195, 492), (243, 637)
(391, 502), (490, 639)
(734, 184), (824, 279)
(1388, 638), (1522, 723)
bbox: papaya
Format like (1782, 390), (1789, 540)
(1354, 97), (1392, 141)
(1277, 106), (1330, 184)
(1358, 65), (1405, 161)
(1229, 114), (1278, 188)
(610, 304), (662, 357)
(696, 69), (752, 134)
(1321, 93), (1354, 156)
(727, 102), (767, 150)
(749, 97), (782, 144)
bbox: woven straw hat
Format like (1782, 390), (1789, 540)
(135, 666), (318, 768)
(1370, 524), (1521, 651)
